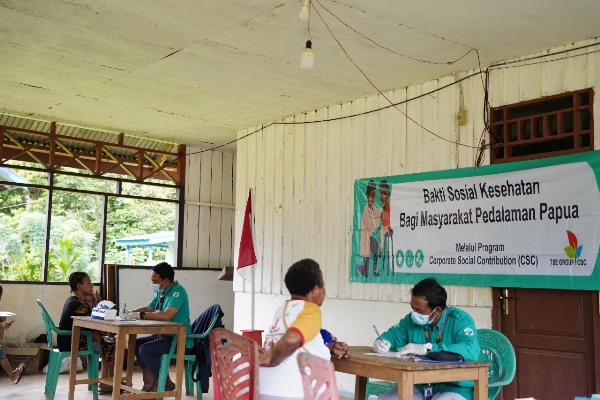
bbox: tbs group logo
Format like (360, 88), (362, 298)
(564, 230), (583, 263)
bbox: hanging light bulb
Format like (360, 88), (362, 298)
(299, 0), (310, 21)
(300, 40), (314, 70)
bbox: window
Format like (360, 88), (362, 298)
(0, 161), (179, 282)
(490, 89), (594, 163)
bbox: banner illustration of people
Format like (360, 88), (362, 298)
(355, 179), (394, 278)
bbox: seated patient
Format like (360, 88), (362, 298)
(0, 285), (26, 385)
(58, 272), (116, 393)
(260, 258), (335, 400)
(373, 278), (480, 400)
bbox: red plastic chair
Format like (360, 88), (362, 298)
(209, 328), (259, 400)
(297, 353), (339, 400)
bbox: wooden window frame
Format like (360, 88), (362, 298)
(490, 88), (594, 164)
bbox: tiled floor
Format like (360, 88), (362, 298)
(0, 366), (355, 399)
(0, 366), (215, 400)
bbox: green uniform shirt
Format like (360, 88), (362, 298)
(380, 307), (480, 400)
(148, 280), (193, 348)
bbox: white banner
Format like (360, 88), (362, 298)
(351, 151), (600, 290)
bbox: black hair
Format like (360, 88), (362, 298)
(366, 180), (376, 196)
(68, 271), (90, 292)
(411, 277), (447, 309)
(284, 259), (324, 297)
(379, 180), (390, 197)
(153, 262), (175, 281)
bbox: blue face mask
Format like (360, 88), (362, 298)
(151, 283), (163, 294)
(411, 308), (437, 326)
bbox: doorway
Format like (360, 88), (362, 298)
(492, 288), (600, 399)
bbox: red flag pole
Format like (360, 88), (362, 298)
(250, 188), (255, 329)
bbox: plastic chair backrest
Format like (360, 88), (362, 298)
(36, 298), (99, 400)
(37, 298), (60, 349)
(209, 328), (259, 400)
(297, 353), (339, 400)
(478, 328), (516, 400)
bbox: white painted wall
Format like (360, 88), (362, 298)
(0, 278), (234, 345)
(182, 146), (236, 269)
(1, 284), (80, 344)
(230, 38), (600, 393)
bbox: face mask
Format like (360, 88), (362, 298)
(411, 308), (437, 326)
(151, 282), (163, 294)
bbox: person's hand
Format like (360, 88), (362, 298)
(259, 346), (274, 366)
(94, 290), (102, 303)
(1, 320), (14, 330)
(373, 339), (391, 353)
(328, 341), (351, 359)
(397, 343), (429, 357)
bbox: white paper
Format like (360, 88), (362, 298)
(0, 311), (16, 317)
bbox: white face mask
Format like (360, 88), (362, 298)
(411, 308), (437, 326)
(151, 282), (163, 294)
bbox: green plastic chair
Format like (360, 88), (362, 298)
(36, 299), (99, 400)
(156, 310), (221, 399)
(478, 328), (516, 400)
(366, 379), (398, 398)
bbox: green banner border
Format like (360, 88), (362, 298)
(350, 151), (600, 290)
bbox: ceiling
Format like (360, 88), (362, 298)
(1, 0), (599, 150)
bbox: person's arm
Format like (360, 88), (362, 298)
(92, 290), (102, 304)
(260, 329), (303, 367)
(261, 301), (322, 367)
(132, 305), (155, 313)
(321, 329), (351, 359)
(137, 305), (178, 321)
(328, 340), (351, 359)
(433, 311), (480, 361)
(379, 316), (410, 351)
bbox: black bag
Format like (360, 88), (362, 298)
(189, 304), (224, 392)
(425, 351), (464, 362)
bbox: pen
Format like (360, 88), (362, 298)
(373, 324), (381, 339)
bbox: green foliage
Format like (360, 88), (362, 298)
(0, 253), (41, 281)
(49, 234), (82, 281)
(0, 167), (176, 282)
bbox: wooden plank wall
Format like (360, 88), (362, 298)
(233, 38), (599, 306)
(182, 147), (236, 269)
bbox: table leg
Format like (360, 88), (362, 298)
(474, 365), (489, 400)
(398, 372), (414, 400)
(354, 376), (367, 400)
(112, 330), (127, 399)
(126, 333), (136, 386)
(174, 326), (186, 400)
(68, 325), (81, 400)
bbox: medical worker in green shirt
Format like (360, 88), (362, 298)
(373, 278), (480, 400)
(125, 262), (192, 393)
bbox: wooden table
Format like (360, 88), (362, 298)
(332, 346), (489, 400)
(69, 316), (186, 400)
